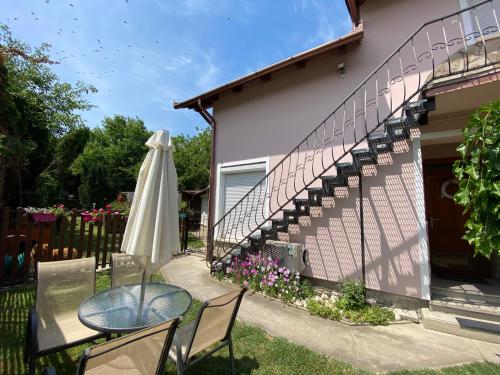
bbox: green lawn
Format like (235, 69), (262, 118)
(1, 272), (499, 375)
(187, 234), (205, 250)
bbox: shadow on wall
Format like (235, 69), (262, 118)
(289, 140), (423, 298)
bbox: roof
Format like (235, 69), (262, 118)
(173, 24), (364, 110)
(181, 187), (209, 196)
(345, 0), (364, 26)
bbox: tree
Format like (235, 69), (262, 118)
(453, 100), (500, 258)
(0, 25), (96, 206)
(172, 127), (211, 191)
(72, 115), (151, 207)
(34, 126), (91, 206)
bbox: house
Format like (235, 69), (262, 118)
(174, 0), (500, 336)
(179, 187), (209, 213)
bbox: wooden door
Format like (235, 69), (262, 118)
(424, 160), (491, 276)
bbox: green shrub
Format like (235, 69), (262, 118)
(343, 305), (395, 326)
(337, 279), (366, 310)
(306, 299), (341, 321)
(298, 279), (315, 300)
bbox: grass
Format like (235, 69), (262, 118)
(1, 273), (500, 375)
(187, 234), (205, 250)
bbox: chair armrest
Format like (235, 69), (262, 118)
(42, 366), (57, 375)
(24, 307), (38, 363)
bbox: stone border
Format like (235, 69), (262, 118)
(214, 276), (413, 326)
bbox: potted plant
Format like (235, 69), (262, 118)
(25, 207), (57, 223)
(81, 208), (107, 223)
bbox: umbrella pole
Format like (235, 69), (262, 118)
(136, 269), (147, 324)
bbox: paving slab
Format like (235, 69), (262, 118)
(162, 254), (500, 373)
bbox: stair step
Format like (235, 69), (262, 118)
(307, 187), (324, 207)
(240, 242), (253, 258)
(431, 286), (500, 306)
(422, 308), (500, 344)
(430, 297), (500, 322)
(271, 219), (288, 233)
(336, 162), (359, 176)
(351, 148), (377, 166)
(385, 117), (410, 141)
(368, 132), (393, 154)
(249, 232), (263, 245)
(294, 198), (310, 216)
(261, 226), (276, 241)
(405, 98), (436, 126)
(283, 209), (298, 224)
(321, 175), (348, 196)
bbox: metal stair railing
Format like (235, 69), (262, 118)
(208, 0), (500, 265)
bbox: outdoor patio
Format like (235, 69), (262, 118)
(2, 256), (500, 375)
(162, 253), (500, 374)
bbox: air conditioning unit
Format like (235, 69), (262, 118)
(263, 240), (306, 275)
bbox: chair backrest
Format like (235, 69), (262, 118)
(185, 288), (246, 360)
(36, 257), (96, 323)
(111, 252), (144, 288)
(78, 318), (179, 375)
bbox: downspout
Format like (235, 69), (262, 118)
(359, 171), (366, 287)
(195, 99), (216, 264)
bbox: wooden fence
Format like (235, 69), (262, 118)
(0, 207), (127, 286)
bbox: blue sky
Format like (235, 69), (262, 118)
(1, 0), (352, 135)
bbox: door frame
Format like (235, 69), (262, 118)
(422, 156), (493, 277)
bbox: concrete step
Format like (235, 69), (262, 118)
(431, 286), (500, 306)
(422, 308), (500, 344)
(430, 297), (500, 323)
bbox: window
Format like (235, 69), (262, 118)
(215, 158), (269, 241)
(460, 0), (500, 40)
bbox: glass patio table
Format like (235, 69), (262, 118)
(78, 283), (192, 334)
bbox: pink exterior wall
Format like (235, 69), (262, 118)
(212, 0), (461, 299)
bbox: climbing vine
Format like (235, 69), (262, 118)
(453, 100), (500, 258)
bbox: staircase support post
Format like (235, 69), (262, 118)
(359, 172), (366, 287)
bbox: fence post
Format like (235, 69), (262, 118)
(0, 208), (10, 280)
(67, 209), (77, 259)
(23, 214), (33, 282)
(179, 213), (188, 251)
(57, 216), (67, 261)
(101, 213), (111, 268)
(10, 209), (23, 283)
(95, 220), (103, 268)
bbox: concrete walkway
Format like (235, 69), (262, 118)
(162, 254), (500, 373)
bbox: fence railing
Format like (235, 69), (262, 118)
(0, 207), (127, 286)
(179, 211), (208, 253)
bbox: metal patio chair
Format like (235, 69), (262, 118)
(110, 252), (147, 288)
(25, 257), (105, 375)
(42, 317), (180, 375)
(170, 287), (247, 375)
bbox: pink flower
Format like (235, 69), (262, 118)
(243, 280), (249, 287)
(105, 204), (112, 209)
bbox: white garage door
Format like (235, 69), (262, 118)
(224, 170), (265, 213)
(223, 169), (266, 238)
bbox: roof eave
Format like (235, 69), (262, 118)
(173, 25), (364, 110)
(345, 0), (364, 26)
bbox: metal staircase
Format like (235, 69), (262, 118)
(208, 0), (500, 271)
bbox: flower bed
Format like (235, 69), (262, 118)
(215, 259), (395, 326)
(306, 280), (395, 326)
(215, 254), (314, 303)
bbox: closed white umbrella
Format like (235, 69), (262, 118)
(120, 129), (180, 322)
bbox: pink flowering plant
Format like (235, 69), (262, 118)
(221, 254), (314, 304)
(81, 205), (120, 223)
